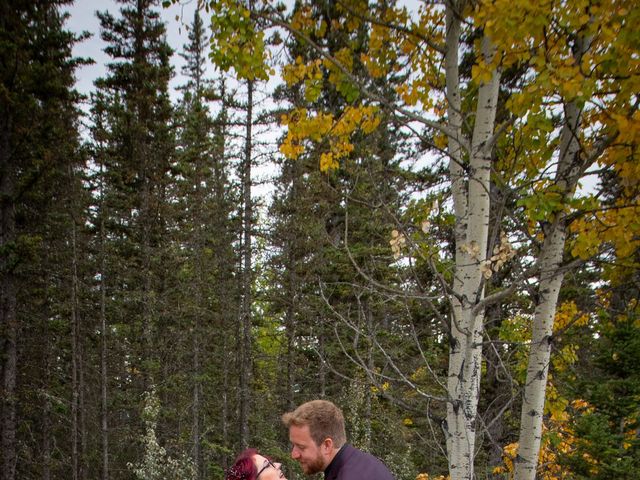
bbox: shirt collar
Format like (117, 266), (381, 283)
(324, 444), (348, 480)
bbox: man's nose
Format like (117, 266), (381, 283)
(291, 447), (300, 459)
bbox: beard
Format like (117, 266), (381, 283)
(300, 453), (325, 475)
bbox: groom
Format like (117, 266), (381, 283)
(282, 399), (395, 480)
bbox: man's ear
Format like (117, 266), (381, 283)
(321, 437), (334, 454)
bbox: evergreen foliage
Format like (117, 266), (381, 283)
(2, 2), (638, 480)
(0, 1), (87, 478)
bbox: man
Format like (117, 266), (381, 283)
(282, 400), (395, 480)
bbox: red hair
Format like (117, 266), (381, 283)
(225, 448), (258, 480)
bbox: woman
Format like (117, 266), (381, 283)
(225, 448), (287, 480)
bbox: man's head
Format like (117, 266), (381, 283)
(282, 400), (347, 475)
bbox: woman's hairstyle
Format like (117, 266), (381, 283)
(281, 399), (347, 448)
(225, 448), (258, 480)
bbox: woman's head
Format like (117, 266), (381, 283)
(225, 449), (286, 480)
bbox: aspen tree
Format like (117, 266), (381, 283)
(177, 1), (639, 478)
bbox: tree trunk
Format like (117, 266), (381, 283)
(40, 272), (53, 480)
(42, 378), (51, 480)
(285, 301), (296, 409)
(99, 181), (109, 480)
(514, 227), (566, 480)
(69, 212), (87, 480)
(514, 26), (589, 476)
(445, 5), (501, 477)
(0, 227), (17, 480)
(214, 79), (231, 470)
(239, 78), (254, 449)
(79, 337), (86, 480)
(222, 327), (230, 469)
(71, 218), (80, 480)
(284, 159), (299, 411)
(1, 109), (17, 480)
(193, 256), (202, 479)
(364, 301), (373, 450)
(319, 332), (326, 396)
(514, 96), (584, 480)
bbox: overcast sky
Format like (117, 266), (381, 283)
(65, 0), (200, 99)
(64, 0), (426, 100)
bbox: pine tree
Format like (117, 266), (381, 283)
(0, 1), (87, 478)
(91, 0), (175, 471)
(551, 165), (640, 479)
(266, 0), (418, 474)
(168, 10), (239, 478)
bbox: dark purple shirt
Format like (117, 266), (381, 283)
(324, 444), (395, 480)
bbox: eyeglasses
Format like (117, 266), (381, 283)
(256, 458), (280, 479)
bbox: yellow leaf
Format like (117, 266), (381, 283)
(434, 134), (448, 150)
(319, 152), (339, 172)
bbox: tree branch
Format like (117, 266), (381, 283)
(252, 7), (470, 150)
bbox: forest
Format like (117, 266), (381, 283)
(1, 0), (639, 479)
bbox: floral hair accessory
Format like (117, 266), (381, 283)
(225, 466), (245, 480)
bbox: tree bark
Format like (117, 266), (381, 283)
(445, 6), (501, 478)
(1, 102), (17, 480)
(514, 227), (565, 480)
(71, 221), (80, 480)
(239, 78), (254, 449)
(193, 209), (203, 479)
(0, 213), (17, 480)
(514, 99), (584, 480)
(98, 173), (109, 480)
(514, 28), (589, 478)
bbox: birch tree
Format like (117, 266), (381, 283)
(180, 0), (639, 478)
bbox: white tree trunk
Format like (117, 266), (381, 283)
(514, 227), (565, 480)
(515, 91), (584, 480)
(445, 6), (501, 475)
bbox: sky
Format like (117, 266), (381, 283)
(63, 1), (600, 201)
(65, 0), (419, 99)
(62, 0), (432, 199)
(63, 0), (420, 105)
(65, 0), (201, 99)
(64, 1), (281, 200)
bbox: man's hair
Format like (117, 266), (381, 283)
(282, 400), (347, 448)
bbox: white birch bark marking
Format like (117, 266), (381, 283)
(515, 92), (584, 480)
(446, 13), (501, 477)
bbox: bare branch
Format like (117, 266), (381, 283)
(251, 8), (470, 150)
(318, 283), (450, 404)
(335, 0), (446, 54)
